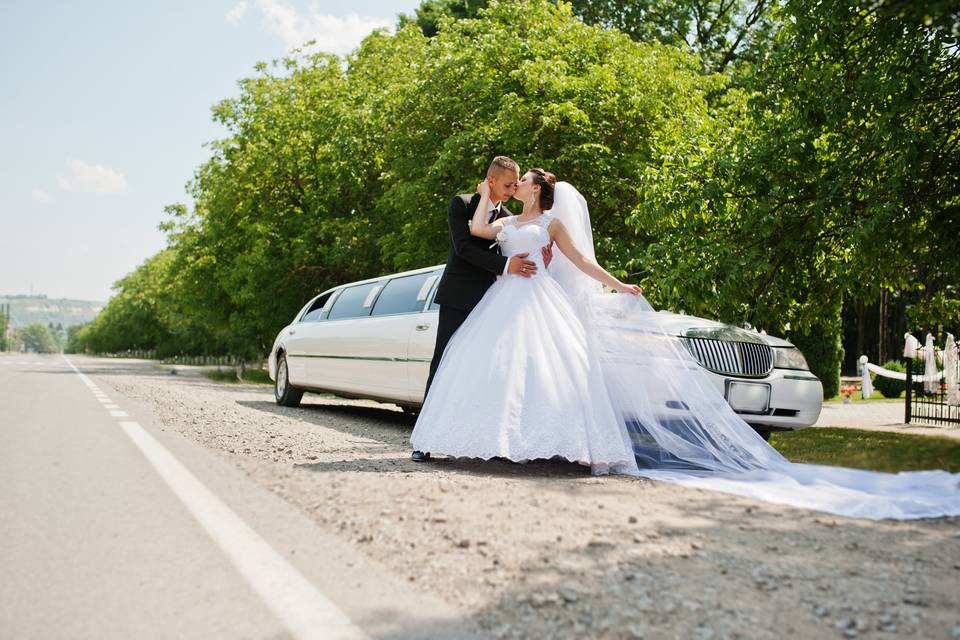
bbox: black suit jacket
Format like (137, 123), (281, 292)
(434, 193), (510, 312)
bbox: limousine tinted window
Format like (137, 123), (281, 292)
(327, 282), (382, 320)
(371, 272), (435, 316)
(300, 290), (335, 322)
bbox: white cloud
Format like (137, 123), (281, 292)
(57, 159), (127, 194)
(256, 0), (391, 55)
(226, 1), (248, 25)
(32, 189), (52, 202)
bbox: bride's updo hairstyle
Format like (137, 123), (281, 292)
(529, 168), (557, 210)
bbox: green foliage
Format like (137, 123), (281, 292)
(0, 310), (7, 351)
(400, 0), (489, 37)
(64, 325), (86, 354)
(788, 303), (843, 399)
(13, 323), (59, 353)
(402, 0), (779, 73)
(566, 0), (779, 73)
(872, 359), (906, 399)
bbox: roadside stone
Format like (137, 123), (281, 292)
(625, 625), (645, 640)
(558, 587), (579, 604)
(530, 592), (561, 608)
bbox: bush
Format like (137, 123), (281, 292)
(791, 327), (843, 399)
(873, 360), (905, 398)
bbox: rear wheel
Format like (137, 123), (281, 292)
(274, 352), (304, 407)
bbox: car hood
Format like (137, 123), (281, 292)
(650, 311), (795, 348)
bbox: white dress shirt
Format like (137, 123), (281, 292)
(489, 202), (510, 276)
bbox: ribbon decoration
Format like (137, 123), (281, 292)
(859, 332), (959, 402)
(946, 333), (959, 407)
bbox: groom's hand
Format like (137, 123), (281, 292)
(541, 241), (554, 269)
(507, 253), (537, 278)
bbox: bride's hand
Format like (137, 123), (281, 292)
(476, 179), (491, 199)
(617, 283), (643, 296)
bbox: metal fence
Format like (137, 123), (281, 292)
(904, 355), (960, 426)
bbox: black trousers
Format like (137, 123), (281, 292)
(423, 304), (471, 400)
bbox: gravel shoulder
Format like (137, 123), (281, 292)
(85, 357), (960, 640)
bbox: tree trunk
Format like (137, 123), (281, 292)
(879, 289), (888, 364)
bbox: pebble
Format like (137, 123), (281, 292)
(625, 626), (645, 640)
(558, 587), (579, 604)
(529, 592), (561, 608)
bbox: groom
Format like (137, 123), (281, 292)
(412, 156), (551, 462)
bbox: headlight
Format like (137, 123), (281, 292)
(773, 347), (810, 370)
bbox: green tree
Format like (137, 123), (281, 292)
(0, 309), (8, 351)
(402, 0), (781, 73)
(14, 323), (59, 353)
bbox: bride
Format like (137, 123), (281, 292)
(412, 169), (960, 520)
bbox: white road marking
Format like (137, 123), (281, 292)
(109, 410), (128, 417)
(62, 357), (370, 640)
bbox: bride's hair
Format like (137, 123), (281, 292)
(528, 168), (557, 210)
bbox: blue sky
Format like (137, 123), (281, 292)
(0, 0), (419, 302)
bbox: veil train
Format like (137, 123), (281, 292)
(547, 181), (960, 520)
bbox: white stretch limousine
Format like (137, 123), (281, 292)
(269, 265), (823, 438)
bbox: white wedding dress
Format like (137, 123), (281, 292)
(410, 213), (640, 475)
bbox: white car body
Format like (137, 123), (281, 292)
(269, 264), (823, 432)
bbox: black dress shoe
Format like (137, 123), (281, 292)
(411, 450), (431, 462)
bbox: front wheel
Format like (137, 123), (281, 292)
(275, 352), (304, 407)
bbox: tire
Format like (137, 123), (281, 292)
(274, 352), (304, 407)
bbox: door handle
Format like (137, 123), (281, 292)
(416, 324), (430, 331)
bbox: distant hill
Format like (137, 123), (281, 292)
(0, 295), (104, 329)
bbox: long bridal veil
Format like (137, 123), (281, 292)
(547, 182), (960, 520)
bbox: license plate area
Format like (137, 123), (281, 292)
(726, 381), (771, 414)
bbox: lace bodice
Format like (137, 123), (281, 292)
(500, 213), (553, 272)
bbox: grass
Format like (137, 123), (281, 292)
(202, 368), (273, 385)
(771, 427), (960, 473)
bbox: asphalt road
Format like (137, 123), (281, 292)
(0, 353), (477, 640)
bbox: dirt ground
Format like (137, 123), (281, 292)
(94, 359), (960, 640)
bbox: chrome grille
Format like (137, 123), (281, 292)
(682, 337), (773, 378)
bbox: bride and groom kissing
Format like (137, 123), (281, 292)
(411, 154), (642, 470)
(407, 155), (960, 520)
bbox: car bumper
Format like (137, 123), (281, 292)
(706, 368), (822, 430)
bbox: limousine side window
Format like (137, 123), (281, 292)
(326, 282), (382, 320)
(428, 271), (443, 311)
(300, 290), (335, 322)
(371, 272), (436, 316)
